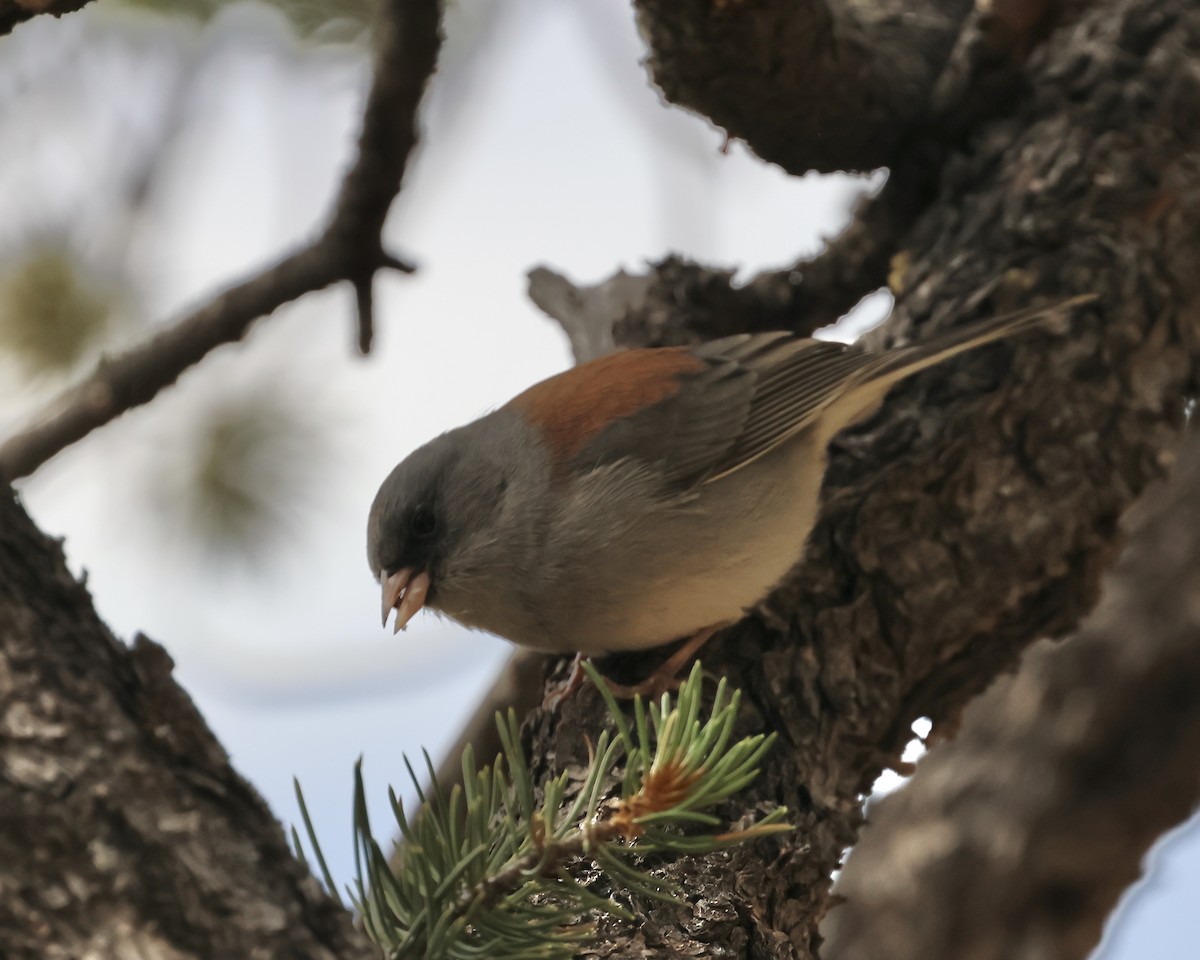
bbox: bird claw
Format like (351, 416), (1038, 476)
(543, 623), (726, 708)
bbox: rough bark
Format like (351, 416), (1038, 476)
(823, 429), (1200, 960)
(631, 0), (1075, 176)
(632, 0), (975, 174)
(0, 490), (374, 960)
(3, 0), (1200, 958)
(524, 1), (1200, 956)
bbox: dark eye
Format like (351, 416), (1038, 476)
(409, 505), (437, 539)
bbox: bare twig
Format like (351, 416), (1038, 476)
(824, 431), (1200, 960)
(0, 0), (442, 482)
(324, 0), (439, 353)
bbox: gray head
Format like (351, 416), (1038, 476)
(367, 412), (547, 633)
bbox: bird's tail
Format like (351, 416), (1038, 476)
(874, 293), (1097, 382)
(818, 293), (1097, 441)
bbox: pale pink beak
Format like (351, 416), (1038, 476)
(380, 567), (431, 634)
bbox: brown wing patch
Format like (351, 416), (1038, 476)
(505, 348), (706, 463)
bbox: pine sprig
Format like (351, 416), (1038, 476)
(294, 662), (790, 959)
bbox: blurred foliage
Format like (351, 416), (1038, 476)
(119, 0), (382, 42)
(0, 242), (120, 376)
(176, 387), (325, 561)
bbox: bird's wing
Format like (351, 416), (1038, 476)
(552, 297), (1092, 492)
(566, 333), (887, 491)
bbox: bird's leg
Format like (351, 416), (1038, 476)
(541, 653), (590, 710)
(603, 623), (724, 700)
(542, 624), (727, 708)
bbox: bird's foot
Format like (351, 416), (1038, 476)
(602, 624), (723, 700)
(543, 623), (726, 707)
(542, 653), (589, 710)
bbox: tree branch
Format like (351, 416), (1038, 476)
(527, 0), (1072, 365)
(526, 170), (923, 361)
(531, 2), (1200, 954)
(631, 0), (971, 174)
(0, 489), (375, 959)
(6, 1), (1198, 957)
(824, 427), (1200, 960)
(0, 0), (442, 483)
(0, 0), (92, 38)
(632, 0), (1082, 177)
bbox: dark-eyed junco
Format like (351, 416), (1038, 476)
(368, 296), (1092, 689)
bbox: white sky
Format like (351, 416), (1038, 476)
(3, 1), (1197, 954)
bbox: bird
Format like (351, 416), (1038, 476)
(368, 295), (1093, 695)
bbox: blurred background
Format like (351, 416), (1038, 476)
(1, 0), (1194, 953)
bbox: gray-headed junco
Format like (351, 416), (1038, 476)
(368, 296), (1092, 686)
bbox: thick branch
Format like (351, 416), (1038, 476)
(824, 429), (1200, 960)
(0, 0), (442, 482)
(632, 0), (973, 174)
(530, 2), (1200, 956)
(0, 490), (373, 959)
(527, 172), (921, 360)
(0, 0), (92, 38)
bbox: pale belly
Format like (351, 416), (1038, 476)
(545, 434), (826, 655)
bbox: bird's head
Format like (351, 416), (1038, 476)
(366, 415), (540, 633)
